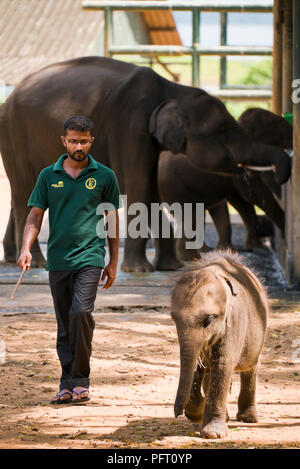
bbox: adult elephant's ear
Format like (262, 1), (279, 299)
(149, 100), (186, 154)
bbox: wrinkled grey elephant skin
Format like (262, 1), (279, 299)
(171, 250), (268, 439)
(0, 57), (291, 271)
(157, 107), (292, 259)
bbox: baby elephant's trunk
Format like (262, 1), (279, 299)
(174, 337), (200, 418)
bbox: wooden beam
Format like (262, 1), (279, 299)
(272, 0), (283, 115)
(292, 0), (300, 281)
(282, 0), (293, 113)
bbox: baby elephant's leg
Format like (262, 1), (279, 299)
(185, 365), (206, 423)
(202, 369), (231, 420)
(237, 368), (259, 423)
(200, 360), (234, 439)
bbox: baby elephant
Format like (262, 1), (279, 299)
(171, 250), (268, 439)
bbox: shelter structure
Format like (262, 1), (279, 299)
(272, 0), (300, 285)
(82, 1), (300, 285)
(0, 0), (180, 90)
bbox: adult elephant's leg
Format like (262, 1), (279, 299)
(120, 142), (158, 272)
(250, 181), (285, 235)
(176, 204), (205, 261)
(208, 202), (233, 249)
(149, 179), (183, 270)
(153, 217), (183, 271)
(3, 206), (17, 263)
(237, 368), (259, 423)
(13, 193), (46, 267)
(185, 364), (206, 423)
(121, 218), (153, 273)
(176, 236), (201, 261)
(227, 193), (265, 250)
(30, 238), (46, 267)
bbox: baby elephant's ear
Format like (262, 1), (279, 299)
(217, 274), (238, 296)
(149, 100), (186, 154)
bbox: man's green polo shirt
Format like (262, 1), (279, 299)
(28, 154), (122, 271)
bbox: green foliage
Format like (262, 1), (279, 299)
(240, 59), (272, 86)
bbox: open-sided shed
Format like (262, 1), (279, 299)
(0, 0), (181, 88)
(272, 0), (300, 285)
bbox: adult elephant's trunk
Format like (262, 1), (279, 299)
(174, 332), (200, 418)
(236, 141), (291, 185)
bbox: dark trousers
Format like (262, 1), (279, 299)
(49, 266), (102, 391)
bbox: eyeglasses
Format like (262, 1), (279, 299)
(65, 138), (93, 146)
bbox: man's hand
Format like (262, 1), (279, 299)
(100, 262), (117, 289)
(17, 250), (32, 271)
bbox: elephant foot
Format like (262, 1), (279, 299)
(244, 237), (267, 251)
(199, 243), (212, 253)
(236, 406), (258, 423)
(200, 420), (228, 439)
(154, 256), (184, 271)
(177, 249), (201, 262)
(216, 242), (235, 251)
(121, 256), (154, 273)
(3, 244), (17, 263)
(185, 396), (205, 423)
(257, 216), (274, 238)
(3, 255), (17, 264)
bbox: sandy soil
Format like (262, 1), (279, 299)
(0, 299), (299, 449)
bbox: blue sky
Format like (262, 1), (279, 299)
(173, 11), (273, 46)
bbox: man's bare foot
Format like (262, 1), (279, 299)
(50, 389), (72, 404)
(72, 386), (90, 403)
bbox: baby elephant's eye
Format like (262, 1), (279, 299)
(202, 315), (214, 328)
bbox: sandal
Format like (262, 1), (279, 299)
(72, 387), (90, 403)
(50, 389), (72, 405)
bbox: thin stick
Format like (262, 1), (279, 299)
(10, 266), (27, 299)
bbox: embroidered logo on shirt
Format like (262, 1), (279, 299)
(51, 181), (64, 188)
(85, 178), (96, 190)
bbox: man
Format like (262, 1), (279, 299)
(17, 116), (122, 404)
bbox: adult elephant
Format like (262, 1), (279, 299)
(0, 57), (291, 271)
(158, 152), (285, 261)
(238, 107), (292, 198)
(157, 107), (292, 261)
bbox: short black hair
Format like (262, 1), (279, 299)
(64, 116), (94, 136)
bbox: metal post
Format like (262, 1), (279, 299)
(192, 8), (200, 87)
(104, 7), (113, 57)
(272, 0), (283, 115)
(292, 0), (300, 281)
(220, 12), (227, 88)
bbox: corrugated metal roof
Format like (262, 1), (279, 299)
(0, 0), (181, 87)
(0, 0), (104, 86)
(142, 4), (182, 46)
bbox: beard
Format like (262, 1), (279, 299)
(68, 150), (88, 162)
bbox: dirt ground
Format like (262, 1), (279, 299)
(0, 297), (299, 449)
